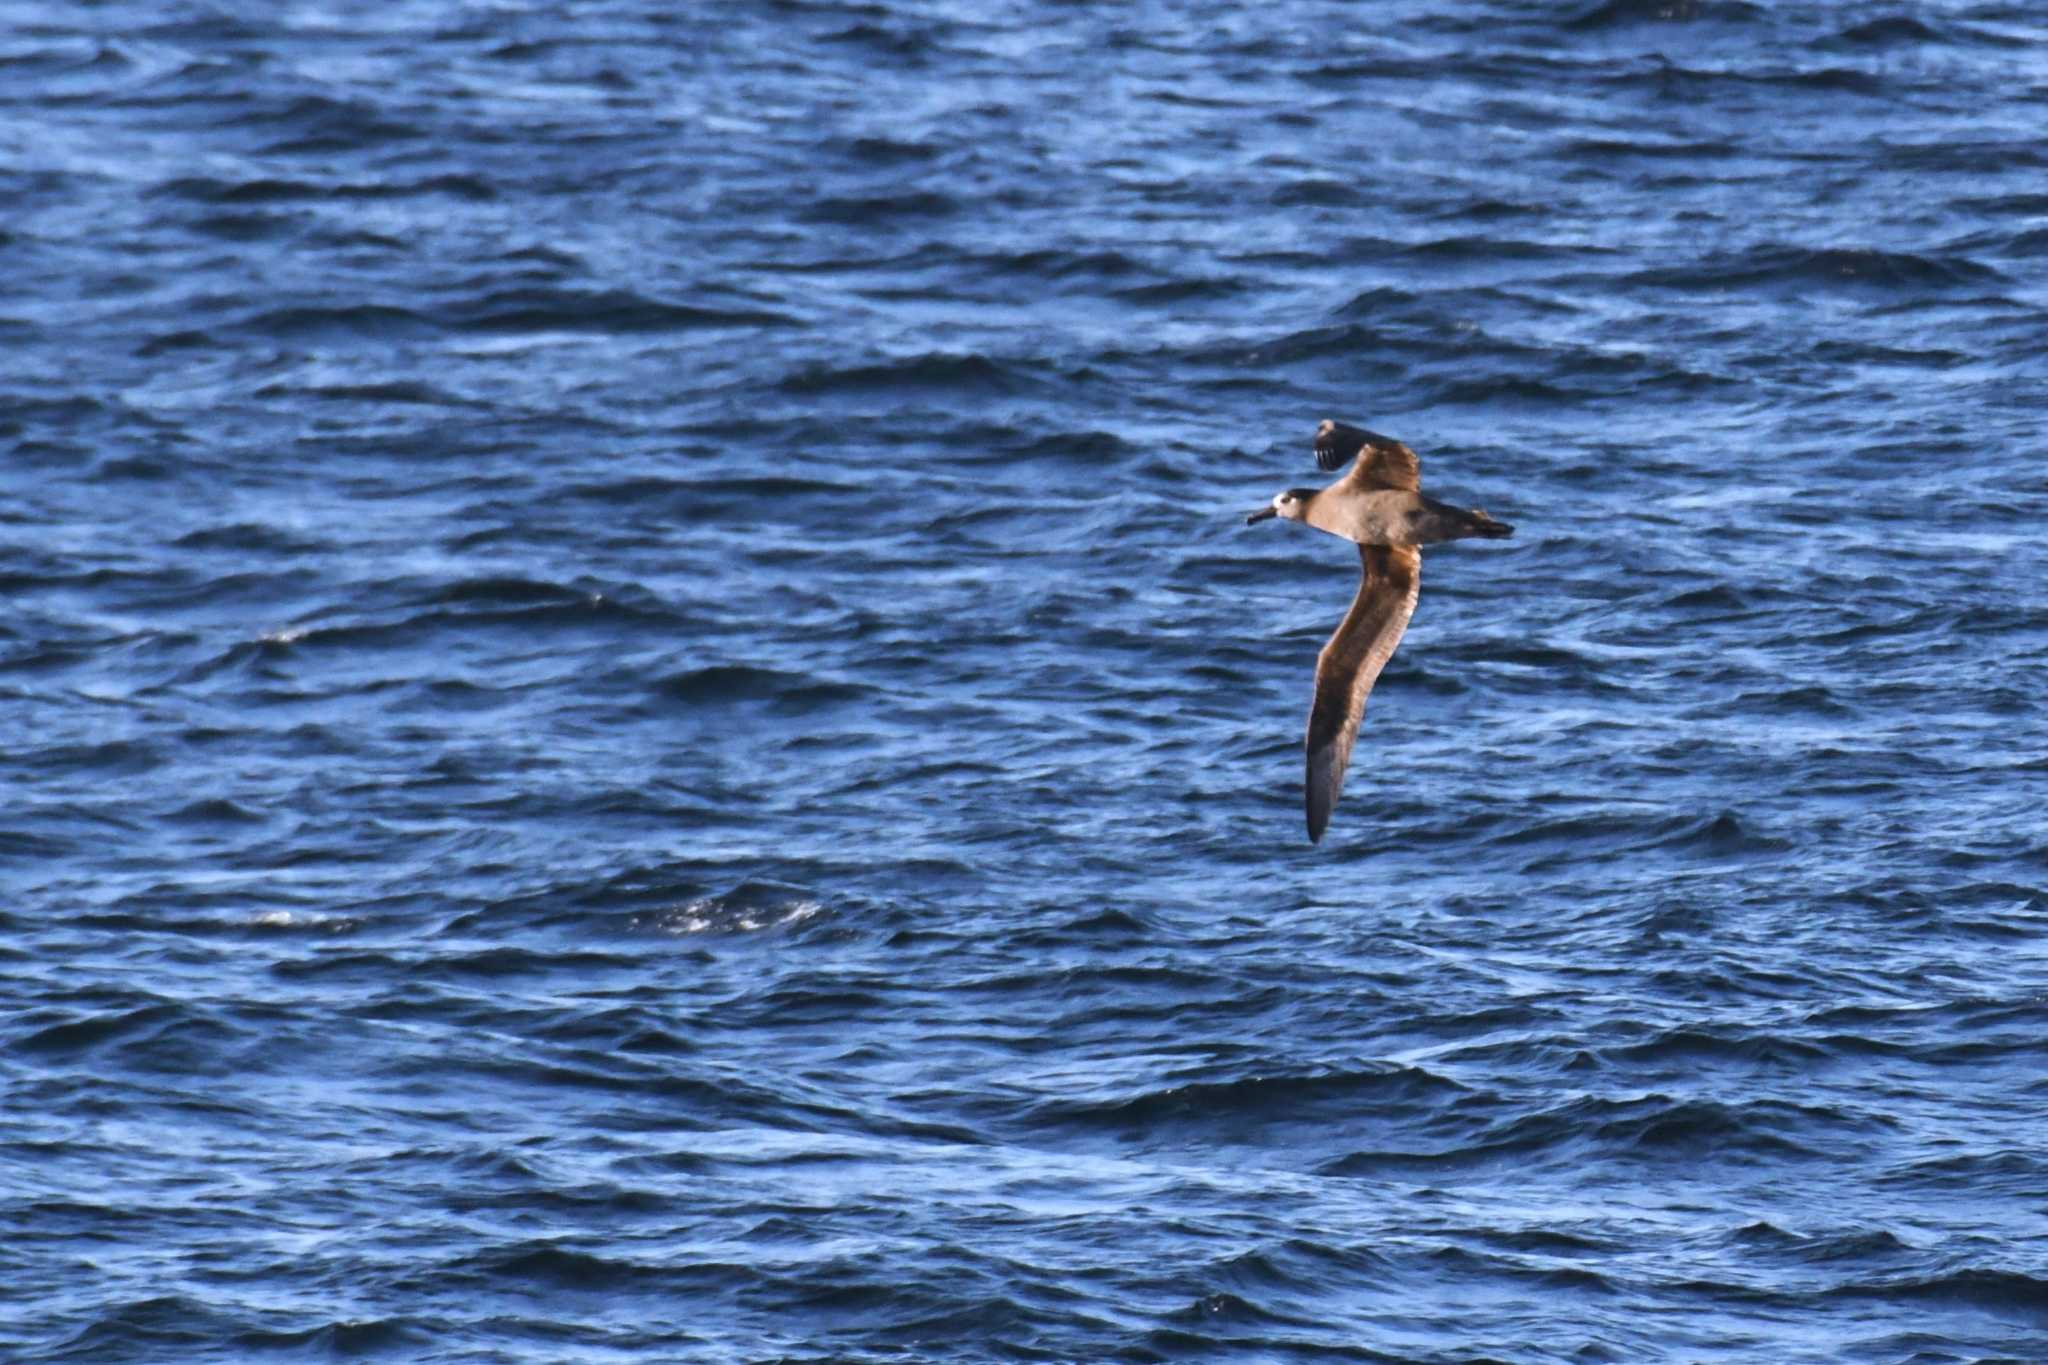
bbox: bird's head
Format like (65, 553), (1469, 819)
(1245, 488), (1316, 525)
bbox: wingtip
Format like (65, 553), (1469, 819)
(1312, 418), (1362, 473)
(1471, 509), (1514, 539)
(1305, 758), (1335, 844)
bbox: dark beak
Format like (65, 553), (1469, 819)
(1244, 506), (1277, 525)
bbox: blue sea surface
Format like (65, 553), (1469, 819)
(7, 1), (2048, 1360)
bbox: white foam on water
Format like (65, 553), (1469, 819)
(636, 898), (826, 935)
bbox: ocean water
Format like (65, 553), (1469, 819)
(6, 1), (2048, 1360)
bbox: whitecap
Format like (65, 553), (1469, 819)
(635, 898), (825, 935)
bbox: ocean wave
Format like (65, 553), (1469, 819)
(1632, 244), (2004, 293)
(630, 897), (827, 935)
(653, 664), (875, 710)
(1030, 1063), (1468, 1134)
(801, 190), (960, 223)
(777, 351), (1042, 396)
(1564, 0), (1765, 31)
(154, 173), (497, 203)
(449, 286), (800, 334)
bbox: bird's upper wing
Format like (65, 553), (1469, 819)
(1313, 419), (1422, 493)
(1304, 544), (1421, 843)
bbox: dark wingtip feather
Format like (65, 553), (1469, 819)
(1470, 509), (1514, 539)
(1313, 419), (1366, 473)
(1305, 746), (1338, 843)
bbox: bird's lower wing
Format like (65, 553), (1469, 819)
(1305, 544), (1421, 843)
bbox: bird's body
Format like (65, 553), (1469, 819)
(1296, 486), (1509, 547)
(1245, 420), (1513, 843)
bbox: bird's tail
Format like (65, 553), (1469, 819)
(1465, 508), (1514, 539)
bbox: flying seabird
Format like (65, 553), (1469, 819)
(1245, 420), (1513, 843)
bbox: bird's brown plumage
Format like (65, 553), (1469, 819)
(1304, 543), (1421, 843)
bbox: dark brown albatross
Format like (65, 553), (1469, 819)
(1245, 420), (1514, 843)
